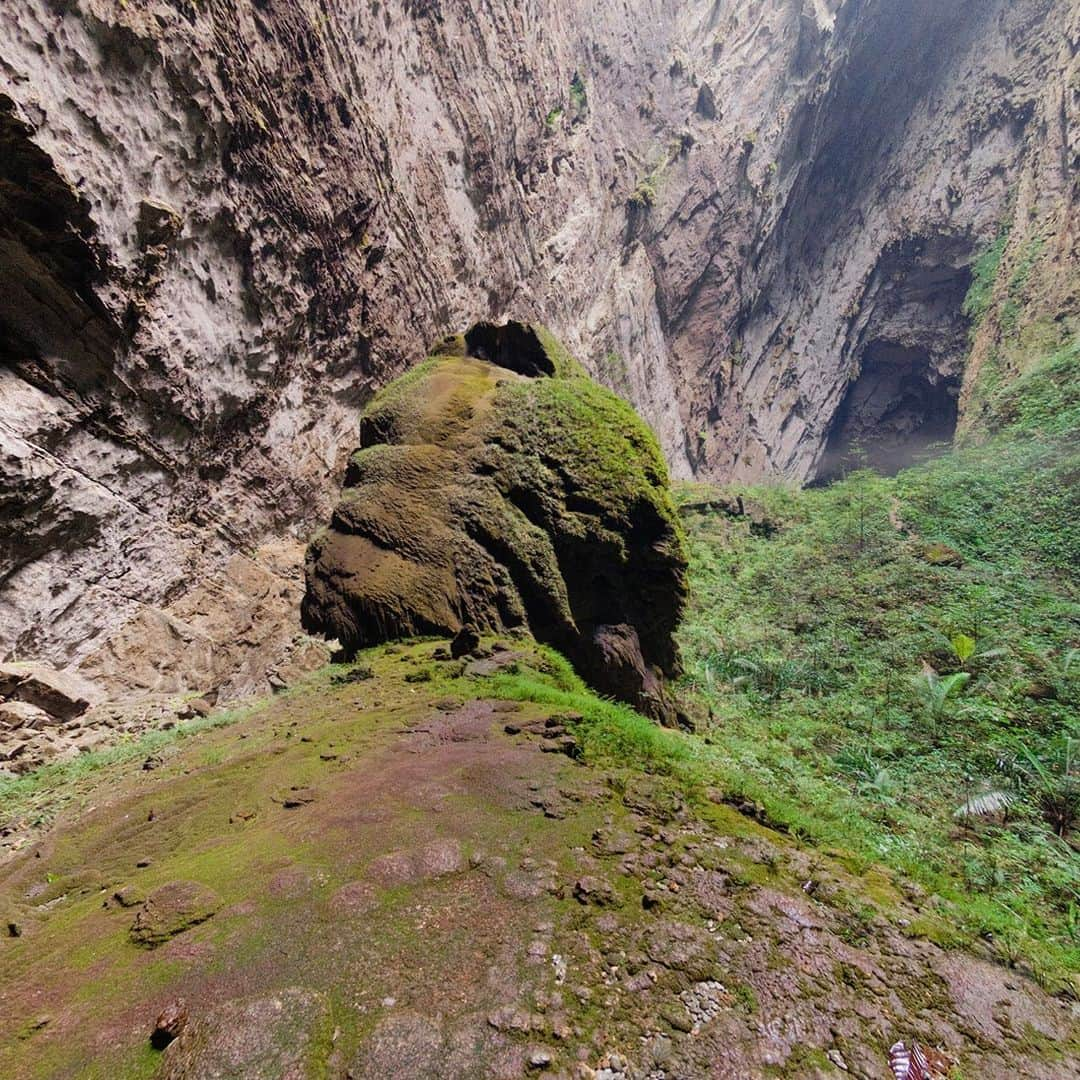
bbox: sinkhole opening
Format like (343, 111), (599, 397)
(818, 341), (959, 481)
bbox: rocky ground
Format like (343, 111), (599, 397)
(1, 640), (1075, 1079)
(0, 629), (329, 783)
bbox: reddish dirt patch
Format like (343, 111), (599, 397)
(0, 648), (1076, 1079)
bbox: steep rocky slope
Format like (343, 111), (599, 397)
(1, 0), (1077, 697)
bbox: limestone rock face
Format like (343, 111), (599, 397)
(0, 661), (99, 720)
(0, 0), (1076, 695)
(302, 324), (687, 723)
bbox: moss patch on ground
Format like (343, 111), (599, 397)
(1, 637), (1075, 1078)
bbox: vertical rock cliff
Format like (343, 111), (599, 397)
(1, 0), (1077, 696)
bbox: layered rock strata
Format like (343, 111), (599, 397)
(1, 0), (1076, 694)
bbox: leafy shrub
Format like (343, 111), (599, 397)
(628, 180), (657, 209)
(569, 73), (588, 118)
(1006, 739), (1080, 837)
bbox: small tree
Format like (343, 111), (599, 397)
(948, 632), (1005, 671)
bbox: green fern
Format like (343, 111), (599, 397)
(954, 788), (1013, 820)
(913, 669), (970, 722)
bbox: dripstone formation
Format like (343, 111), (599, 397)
(303, 323), (688, 724)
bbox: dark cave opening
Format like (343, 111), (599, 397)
(0, 95), (117, 381)
(818, 341), (959, 481)
(465, 320), (555, 377)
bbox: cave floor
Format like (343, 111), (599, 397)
(0, 641), (1075, 1079)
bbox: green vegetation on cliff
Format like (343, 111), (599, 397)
(3, 337), (1077, 1077)
(676, 339), (1080, 989)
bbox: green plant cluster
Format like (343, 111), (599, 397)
(962, 227), (1010, 328)
(1000, 236), (1045, 335)
(569, 73), (588, 119)
(674, 402), (1079, 986)
(544, 74), (588, 131)
(628, 179), (657, 209)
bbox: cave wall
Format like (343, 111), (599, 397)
(649, 0), (1079, 481)
(0, 0), (1076, 698)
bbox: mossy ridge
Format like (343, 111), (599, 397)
(0, 642), (592, 1077)
(2, 639), (1074, 1077)
(359, 355), (511, 449)
(482, 375), (677, 530)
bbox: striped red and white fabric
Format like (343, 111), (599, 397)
(889, 1041), (930, 1080)
(889, 1040), (953, 1080)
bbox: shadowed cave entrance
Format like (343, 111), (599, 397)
(465, 320), (555, 377)
(819, 342), (959, 480)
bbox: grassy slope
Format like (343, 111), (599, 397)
(675, 337), (1080, 989)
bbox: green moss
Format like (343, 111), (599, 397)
(1000, 236), (1045, 336)
(0, 705), (256, 826)
(779, 1046), (838, 1076)
(484, 374), (681, 544)
(360, 356), (504, 447)
(569, 73), (588, 118)
(529, 323), (588, 379)
(482, 651), (704, 782)
(429, 332), (468, 357)
(904, 914), (969, 950)
(963, 228), (1010, 328)
(361, 356), (440, 423)
(306, 325), (686, 715)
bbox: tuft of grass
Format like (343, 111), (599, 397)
(479, 646), (705, 781)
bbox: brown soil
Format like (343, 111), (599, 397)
(0, 642), (1075, 1079)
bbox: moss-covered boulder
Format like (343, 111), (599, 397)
(302, 321), (688, 723)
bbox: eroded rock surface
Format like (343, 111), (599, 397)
(0, 662), (98, 721)
(0, 642), (1075, 1078)
(0, 0), (1077, 700)
(302, 323), (687, 723)
(129, 880), (221, 948)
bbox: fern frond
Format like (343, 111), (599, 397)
(954, 789), (1012, 819)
